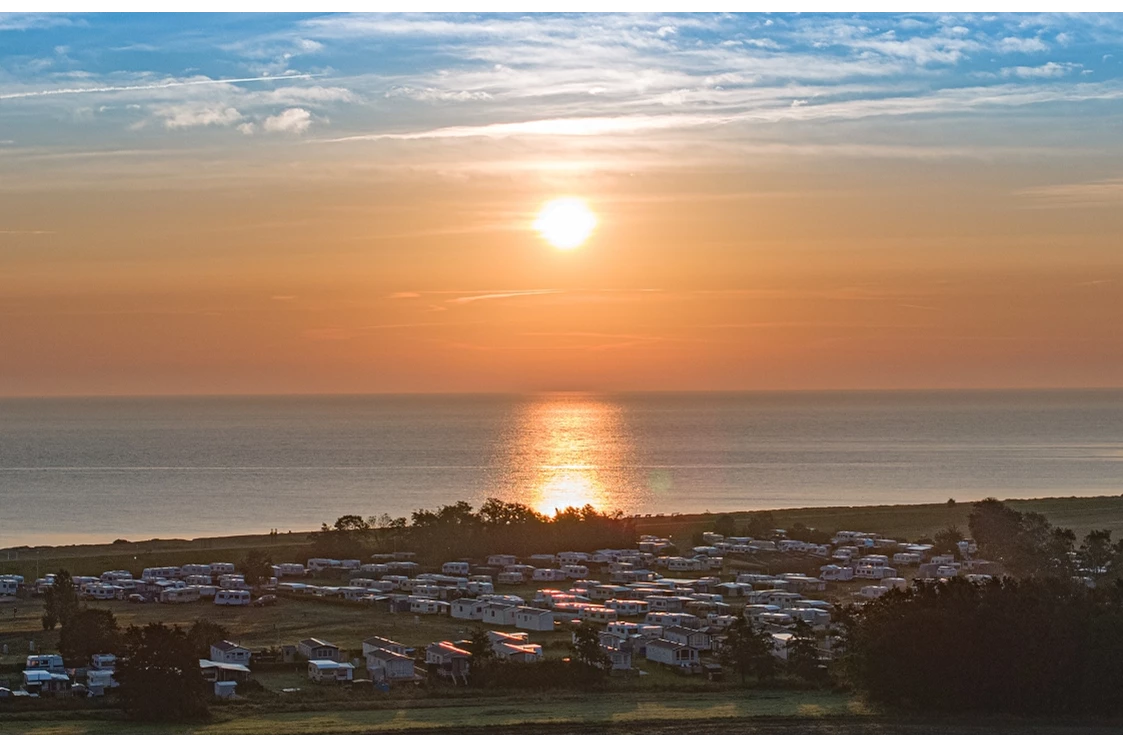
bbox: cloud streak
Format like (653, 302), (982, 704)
(0, 73), (321, 100)
(1017, 177), (1123, 207)
(448, 290), (564, 304)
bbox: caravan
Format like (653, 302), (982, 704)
(214, 589), (251, 606)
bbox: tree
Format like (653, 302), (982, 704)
(59, 609), (120, 665)
(333, 514), (371, 533)
(744, 512), (776, 540)
(787, 522), (832, 545)
(569, 623), (610, 680)
(240, 549), (273, 586)
(933, 525), (965, 558)
(186, 618), (229, 658)
(41, 569), (79, 631)
(116, 622), (210, 722)
(478, 498), (546, 527)
(308, 515), (372, 560)
(465, 628), (495, 668)
(720, 616), (775, 684)
(369, 513), (409, 553)
(714, 514), (737, 537)
(1080, 530), (1113, 578)
(968, 499), (1075, 578)
(373, 513), (408, 531)
(785, 620), (825, 685)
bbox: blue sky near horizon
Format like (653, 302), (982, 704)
(2, 12), (1123, 395)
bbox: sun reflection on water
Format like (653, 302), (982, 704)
(501, 393), (637, 517)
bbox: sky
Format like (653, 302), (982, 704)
(2, 12), (1123, 395)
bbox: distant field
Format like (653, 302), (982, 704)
(639, 495), (1123, 548)
(0, 534), (313, 582)
(2, 495), (1121, 583)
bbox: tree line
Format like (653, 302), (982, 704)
(308, 499), (637, 561)
(837, 574), (1123, 715)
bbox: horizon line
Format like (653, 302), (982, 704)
(2, 385), (1122, 401)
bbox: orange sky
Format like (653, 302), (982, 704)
(2, 13), (1123, 395)
(3, 162), (1121, 395)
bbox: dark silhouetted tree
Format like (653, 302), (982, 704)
(59, 608), (120, 665)
(333, 515), (371, 533)
(720, 616), (775, 684)
(968, 498), (1075, 578)
(309, 515), (372, 560)
(186, 618), (229, 658)
(116, 622), (209, 722)
(479, 498), (546, 527)
(744, 512), (776, 540)
(465, 628), (495, 670)
(41, 569), (79, 631)
(1080, 530), (1113, 578)
(786, 620), (825, 684)
(933, 526), (965, 558)
(240, 549), (273, 586)
(569, 622), (610, 681)
(839, 576), (1123, 715)
(787, 522), (832, 545)
(714, 514), (737, 537)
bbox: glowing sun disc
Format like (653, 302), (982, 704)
(534, 197), (597, 250)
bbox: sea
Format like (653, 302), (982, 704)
(1, 390), (1121, 548)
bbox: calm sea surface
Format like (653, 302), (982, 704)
(1, 390), (1121, 547)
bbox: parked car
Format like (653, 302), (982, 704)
(253, 594), (278, 607)
(128, 593), (147, 604)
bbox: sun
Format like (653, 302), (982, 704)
(533, 197), (597, 250)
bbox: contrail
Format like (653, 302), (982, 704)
(0, 73), (322, 101)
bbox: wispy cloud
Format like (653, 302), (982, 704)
(151, 104), (243, 130)
(448, 289), (564, 305)
(1017, 177), (1123, 206)
(387, 288), (666, 307)
(0, 73), (320, 100)
(319, 79), (1123, 147)
(322, 114), (724, 142)
(0, 13), (78, 32)
(1001, 62), (1081, 78)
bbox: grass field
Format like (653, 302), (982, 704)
(0, 593), (579, 672)
(4, 690), (1121, 734)
(0, 691), (883, 734)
